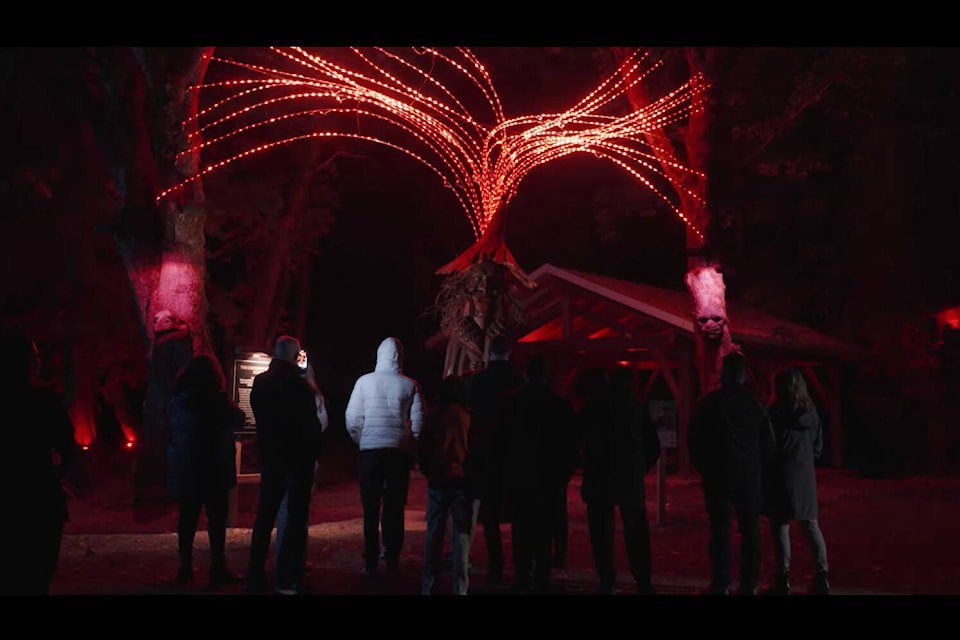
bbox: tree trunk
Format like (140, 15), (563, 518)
(244, 140), (326, 348)
(609, 47), (730, 397)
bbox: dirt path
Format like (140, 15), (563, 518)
(51, 467), (960, 595)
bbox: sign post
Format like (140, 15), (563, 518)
(650, 400), (677, 526)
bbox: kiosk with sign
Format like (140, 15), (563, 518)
(228, 348), (271, 524)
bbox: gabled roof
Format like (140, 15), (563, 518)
(523, 264), (858, 357)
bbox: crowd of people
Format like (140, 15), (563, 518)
(0, 323), (830, 597)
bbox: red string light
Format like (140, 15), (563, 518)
(160, 47), (706, 240)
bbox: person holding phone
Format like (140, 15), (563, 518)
(275, 356), (329, 575)
(245, 336), (324, 595)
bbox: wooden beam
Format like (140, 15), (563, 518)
(640, 369), (660, 401)
(516, 334), (675, 356)
(651, 348), (681, 403)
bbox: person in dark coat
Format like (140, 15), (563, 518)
(463, 335), (521, 585)
(166, 354), (244, 586)
(0, 330), (76, 595)
(418, 375), (474, 595)
(503, 355), (577, 593)
(688, 352), (775, 595)
(578, 366), (661, 595)
(245, 336), (324, 595)
(761, 367), (830, 595)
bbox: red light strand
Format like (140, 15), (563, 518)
(161, 47), (706, 240)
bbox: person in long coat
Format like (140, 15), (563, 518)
(166, 354), (244, 586)
(503, 355), (577, 593)
(578, 366), (661, 595)
(761, 367), (830, 595)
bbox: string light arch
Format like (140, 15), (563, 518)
(159, 47), (708, 242)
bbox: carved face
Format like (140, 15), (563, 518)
(698, 315), (727, 343)
(153, 310), (187, 334)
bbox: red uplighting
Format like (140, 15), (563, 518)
(81, 445), (90, 451)
(125, 441), (134, 449)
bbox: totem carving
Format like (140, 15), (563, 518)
(685, 265), (741, 395)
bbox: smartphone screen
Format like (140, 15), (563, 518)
(297, 349), (308, 370)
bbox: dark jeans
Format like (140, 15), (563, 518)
(702, 480), (762, 593)
(479, 481), (504, 573)
(177, 486), (229, 571)
(511, 487), (562, 590)
(359, 448), (412, 572)
(247, 461), (315, 588)
(553, 484), (569, 565)
(422, 485), (473, 595)
(586, 500), (653, 590)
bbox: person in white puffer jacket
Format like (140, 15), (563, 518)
(345, 337), (425, 576)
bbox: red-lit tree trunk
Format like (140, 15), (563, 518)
(610, 47), (732, 396)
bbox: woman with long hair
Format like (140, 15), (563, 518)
(762, 367), (830, 595)
(166, 354), (244, 586)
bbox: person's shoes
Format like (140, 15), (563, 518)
(485, 566), (503, 586)
(274, 586), (298, 595)
(737, 585), (759, 595)
(636, 583), (657, 595)
(208, 568), (242, 588)
(809, 571), (830, 595)
(599, 583), (616, 595)
(176, 563), (193, 584)
(512, 577), (533, 594)
(760, 573), (791, 595)
(243, 572), (269, 594)
(700, 583), (730, 595)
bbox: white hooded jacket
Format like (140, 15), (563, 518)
(345, 337), (425, 451)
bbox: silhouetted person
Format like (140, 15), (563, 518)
(688, 353), (775, 595)
(0, 330), (75, 594)
(503, 355), (577, 593)
(245, 336), (324, 595)
(346, 337), (425, 576)
(136, 310), (193, 523)
(463, 335), (521, 585)
(275, 361), (329, 576)
(761, 367), (830, 595)
(166, 354), (244, 586)
(418, 375), (473, 595)
(579, 366), (660, 595)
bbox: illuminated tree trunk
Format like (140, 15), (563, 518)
(611, 46), (729, 395)
(436, 207), (531, 376)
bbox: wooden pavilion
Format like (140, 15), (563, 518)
(429, 263), (861, 490)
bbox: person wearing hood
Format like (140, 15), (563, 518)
(166, 354), (244, 586)
(761, 367), (830, 595)
(345, 336), (425, 576)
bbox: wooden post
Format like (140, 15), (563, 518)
(678, 343), (692, 477)
(655, 454), (667, 526)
